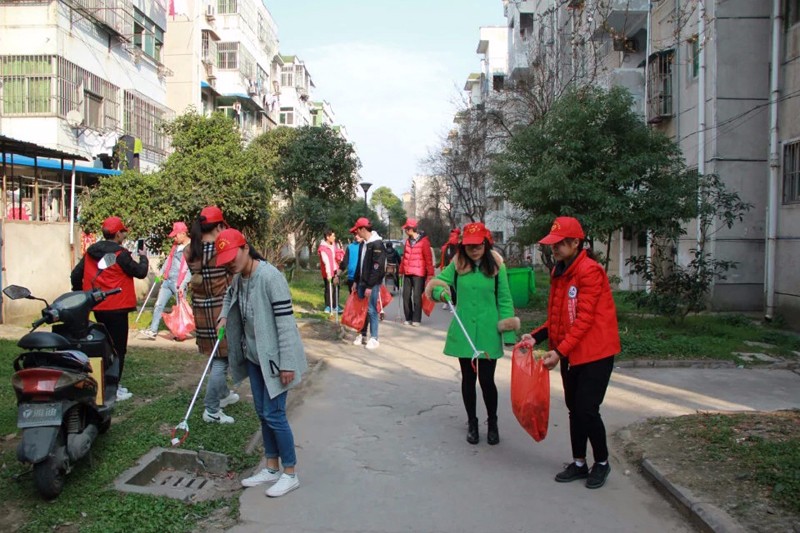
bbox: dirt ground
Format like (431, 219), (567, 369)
(618, 410), (800, 533)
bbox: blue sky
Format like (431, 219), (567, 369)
(266, 1), (506, 200)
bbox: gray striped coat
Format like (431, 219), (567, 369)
(220, 261), (308, 399)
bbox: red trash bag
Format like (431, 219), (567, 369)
(421, 293), (436, 316)
(163, 294), (196, 341)
(341, 290), (369, 330)
(511, 339), (550, 442)
(378, 284), (393, 311)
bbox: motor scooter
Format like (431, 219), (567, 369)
(3, 253), (123, 499)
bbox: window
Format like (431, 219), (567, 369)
(688, 36), (700, 80)
(84, 92), (103, 128)
(217, 0), (237, 15)
(786, 0), (800, 30)
(492, 74), (504, 92)
(784, 140), (800, 204)
(0, 56), (53, 115)
(281, 66), (294, 87)
(217, 42), (238, 69)
(132, 9), (164, 62)
(519, 13), (534, 41)
(202, 31), (218, 65)
(279, 107), (294, 125)
(646, 50), (674, 122)
(124, 90), (169, 155)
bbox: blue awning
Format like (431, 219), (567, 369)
(1, 154), (121, 176)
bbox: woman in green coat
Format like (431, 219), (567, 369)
(424, 222), (520, 446)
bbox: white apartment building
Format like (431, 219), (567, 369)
(163, 0), (281, 141)
(0, 0), (171, 172)
(311, 100), (335, 127)
(278, 55), (314, 128)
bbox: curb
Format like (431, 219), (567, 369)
(641, 459), (747, 533)
(616, 360), (737, 369)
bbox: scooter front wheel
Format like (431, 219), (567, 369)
(33, 454), (66, 500)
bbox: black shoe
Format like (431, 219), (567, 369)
(466, 418), (479, 445)
(554, 462), (589, 483)
(487, 417), (499, 445)
(586, 462), (611, 489)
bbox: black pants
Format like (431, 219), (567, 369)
(386, 263), (399, 291)
(560, 356), (614, 463)
(402, 275), (425, 323)
(94, 310), (130, 385)
(323, 279), (340, 309)
(459, 358), (498, 421)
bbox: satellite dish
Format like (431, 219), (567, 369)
(66, 109), (84, 128)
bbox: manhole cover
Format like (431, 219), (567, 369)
(114, 447), (230, 501)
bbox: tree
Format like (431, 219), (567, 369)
(369, 186), (406, 239)
(252, 125), (361, 206)
(492, 86), (696, 269)
(79, 110), (272, 250)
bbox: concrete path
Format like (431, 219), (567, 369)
(229, 296), (800, 533)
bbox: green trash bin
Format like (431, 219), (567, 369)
(506, 267), (535, 307)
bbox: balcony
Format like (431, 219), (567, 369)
(594, 0), (649, 39)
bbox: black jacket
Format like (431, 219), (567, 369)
(355, 233), (386, 288)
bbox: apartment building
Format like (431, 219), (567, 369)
(163, 0), (281, 141)
(278, 55), (314, 127)
(0, 0), (171, 175)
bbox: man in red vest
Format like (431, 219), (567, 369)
(70, 216), (149, 401)
(398, 218), (435, 326)
(141, 221), (191, 340)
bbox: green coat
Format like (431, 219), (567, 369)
(425, 252), (519, 359)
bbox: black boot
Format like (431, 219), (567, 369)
(487, 417), (499, 445)
(466, 418), (479, 445)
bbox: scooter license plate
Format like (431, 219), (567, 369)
(17, 403), (63, 428)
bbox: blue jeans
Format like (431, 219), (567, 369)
(148, 279), (177, 332)
(247, 360), (297, 467)
(204, 358), (230, 413)
(357, 284), (380, 339)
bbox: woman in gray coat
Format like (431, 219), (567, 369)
(215, 229), (308, 498)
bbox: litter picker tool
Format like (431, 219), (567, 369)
(134, 276), (160, 324)
(170, 326), (224, 447)
(443, 293), (487, 372)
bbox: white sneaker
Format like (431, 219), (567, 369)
(241, 467), (281, 487)
(265, 473), (299, 497)
(116, 388), (133, 401)
(202, 408), (234, 424)
(403, 321), (412, 325)
(140, 329), (157, 340)
(219, 391), (240, 408)
(365, 338), (380, 350)
(411, 322), (421, 327)
(118, 386), (129, 394)
(441, 303), (449, 310)
(352, 334), (363, 346)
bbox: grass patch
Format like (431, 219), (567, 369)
(517, 272), (800, 361)
(0, 340), (260, 532)
(623, 411), (800, 531)
(288, 269), (327, 313)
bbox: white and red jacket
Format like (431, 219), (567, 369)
(318, 240), (344, 280)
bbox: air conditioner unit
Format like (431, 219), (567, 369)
(247, 85), (258, 96)
(206, 4), (216, 20)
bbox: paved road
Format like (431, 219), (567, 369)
(229, 296), (800, 533)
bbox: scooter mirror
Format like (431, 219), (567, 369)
(2, 285), (32, 300)
(97, 253), (117, 271)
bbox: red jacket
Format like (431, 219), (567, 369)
(532, 250), (620, 366)
(399, 234), (435, 278)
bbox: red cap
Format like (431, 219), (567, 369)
(450, 228), (461, 235)
(102, 216), (128, 235)
(402, 218), (418, 230)
(538, 216), (585, 245)
(168, 221), (188, 237)
(349, 217), (371, 234)
(215, 228), (247, 266)
(461, 222), (492, 245)
(200, 206), (226, 225)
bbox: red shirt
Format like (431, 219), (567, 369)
(532, 250), (620, 366)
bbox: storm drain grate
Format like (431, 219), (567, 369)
(114, 447), (229, 502)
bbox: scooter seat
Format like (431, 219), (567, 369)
(15, 350), (92, 373)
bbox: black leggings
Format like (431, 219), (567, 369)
(402, 275), (425, 323)
(560, 356), (614, 463)
(94, 310), (130, 384)
(458, 358), (498, 421)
